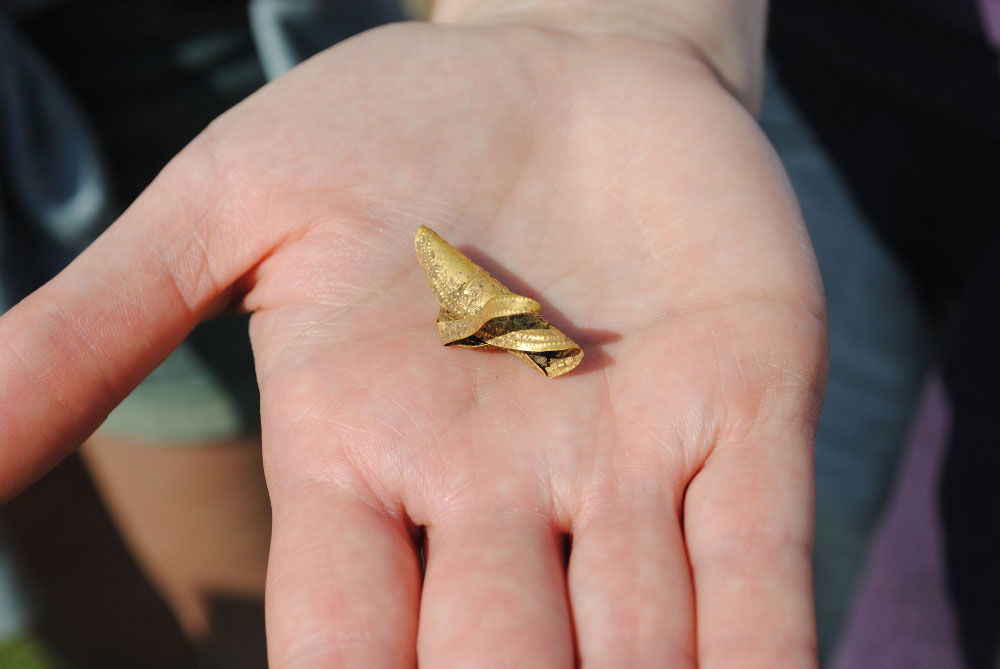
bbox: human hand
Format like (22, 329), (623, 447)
(0, 4), (825, 666)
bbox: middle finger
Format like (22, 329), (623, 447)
(418, 506), (574, 667)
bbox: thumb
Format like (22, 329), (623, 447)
(0, 140), (281, 500)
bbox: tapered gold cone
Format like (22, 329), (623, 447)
(415, 226), (583, 378)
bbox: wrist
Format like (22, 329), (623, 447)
(431, 0), (768, 113)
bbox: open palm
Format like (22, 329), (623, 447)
(1, 19), (826, 668)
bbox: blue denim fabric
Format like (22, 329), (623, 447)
(761, 67), (932, 661)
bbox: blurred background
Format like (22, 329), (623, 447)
(1, 1), (998, 667)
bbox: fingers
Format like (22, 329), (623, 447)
(0, 145), (280, 499)
(684, 424), (818, 668)
(418, 509), (574, 668)
(568, 494), (696, 667)
(266, 480), (422, 668)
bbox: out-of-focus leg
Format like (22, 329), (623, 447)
(81, 432), (270, 665)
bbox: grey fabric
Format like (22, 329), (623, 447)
(761, 67), (932, 661)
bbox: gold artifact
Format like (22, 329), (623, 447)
(415, 226), (583, 378)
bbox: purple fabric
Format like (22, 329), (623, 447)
(981, 0), (1000, 46)
(832, 377), (966, 668)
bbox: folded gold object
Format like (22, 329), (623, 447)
(415, 226), (584, 378)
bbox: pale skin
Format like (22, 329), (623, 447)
(0, 1), (827, 666)
(79, 433), (270, 639)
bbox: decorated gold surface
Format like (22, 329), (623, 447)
(415, 226), (584, 378)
